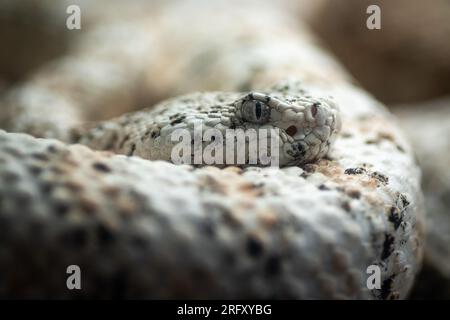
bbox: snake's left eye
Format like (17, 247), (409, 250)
(241, 100), (271, 124)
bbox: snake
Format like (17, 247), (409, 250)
(0, 1), (424, 299)
(71, 84), (341, 167)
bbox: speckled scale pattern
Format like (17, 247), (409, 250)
(0, 0), (424, 299)
(73, 85), (341, 167)
(0, 129), (419, 298)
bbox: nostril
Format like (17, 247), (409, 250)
(286, 126), (297, 137)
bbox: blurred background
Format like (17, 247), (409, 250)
(0, 0), (449, 299)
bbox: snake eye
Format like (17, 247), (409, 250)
(241, 100), (270, 124)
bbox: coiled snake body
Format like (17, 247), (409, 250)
(0, 1), (423, 299)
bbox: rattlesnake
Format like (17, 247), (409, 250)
(72, 86), (341, 167)
(0, 1), (423, 299)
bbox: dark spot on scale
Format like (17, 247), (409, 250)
(265, 95), (271, 102)
(318, 184), (330, 191)
(28, 165), (43, 176)
(347, 190), (361, 199)
(396, 144), (405, 153)
(170, 115), (186, 125)
(47, 145), (58, 153)
(303, 164), (316, 173)
(92, 162), (111, 173)
(300, 172), (310, 179)
(344, 167), (367, 175)
(311, 102), (320, 117)
(341, 201), (351, 212)
(399, 193), (410, 208)
(31, 153), (49, 162)
(151, 130), (160, 138)
(286, 126), (297, 137)
(370, 171), (389, 185)
(388, 207), (402, 230)
(128, 144), (136, 156)
(265, 255), (282, 276)
(381, 234), (395, 260)
(246, 236), (264, 258)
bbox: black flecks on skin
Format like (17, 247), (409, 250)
(151, 129), (160, 139)
(399, 193), (410, 208)
(381, 234), (395, 260)
(344, 167), (367, 175)
(300, 172), (310, 179)
(105, 132), (118, 149)
(118, 134), (130, 149)
(318, 184), (330, 191)
(246, 236), (264, 258)
(287, 142), (306, 158)
(47, 145), (58, 154)
(92, 162), (111, 173)
(370, 172), (389, 185)
(128, 143), (136, 156)
(341, 201), (351, 212)
(302, 164), (316, 173)
(396, 144), (405, 153)
(347, 189), (361, 199)
(169, 115), (186, 126)
(311, 102), (320, 117)
(388, 207), (402, 230)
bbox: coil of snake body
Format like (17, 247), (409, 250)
(0, 2), (423, 300)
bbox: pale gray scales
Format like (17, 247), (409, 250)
(72, 84), (341, 167)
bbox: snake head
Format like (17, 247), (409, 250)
(234, 92), (341, 166)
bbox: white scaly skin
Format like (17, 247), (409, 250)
(0, 1), (424, 299)
(73, 84), (341, 167)
(0, 79), (424, 299)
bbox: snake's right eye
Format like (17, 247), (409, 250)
(241, 100), (271, 124)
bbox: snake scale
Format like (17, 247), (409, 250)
(0, 0), (424, 299)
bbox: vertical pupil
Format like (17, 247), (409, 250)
(255, 102), (262, 119)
